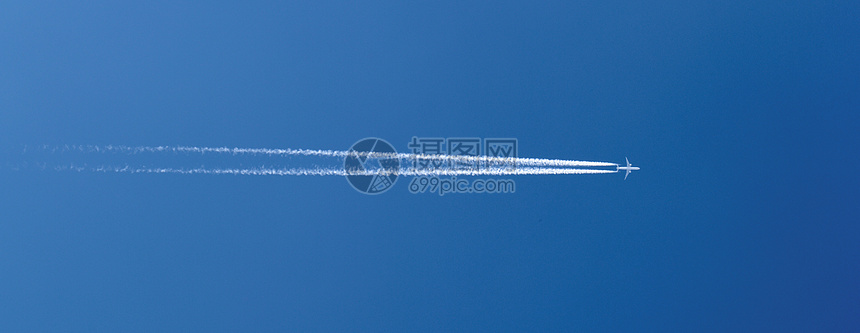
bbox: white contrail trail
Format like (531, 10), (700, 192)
(85, 166), (618, 176)
(63, 145), (618, 167)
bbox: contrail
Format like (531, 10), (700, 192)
(82, 166), (618, 176)
(61, 145), (618, 167)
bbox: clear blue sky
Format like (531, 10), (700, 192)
(1, 1), (858, 331)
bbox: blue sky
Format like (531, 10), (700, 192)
(1, 1), (858, 331)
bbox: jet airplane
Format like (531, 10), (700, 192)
(617, 157), (640, 180)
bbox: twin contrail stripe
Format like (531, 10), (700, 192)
(84, 166), (617, 176)
(63, 145), (619, 167)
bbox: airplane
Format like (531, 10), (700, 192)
(617, 157), (640, 180)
